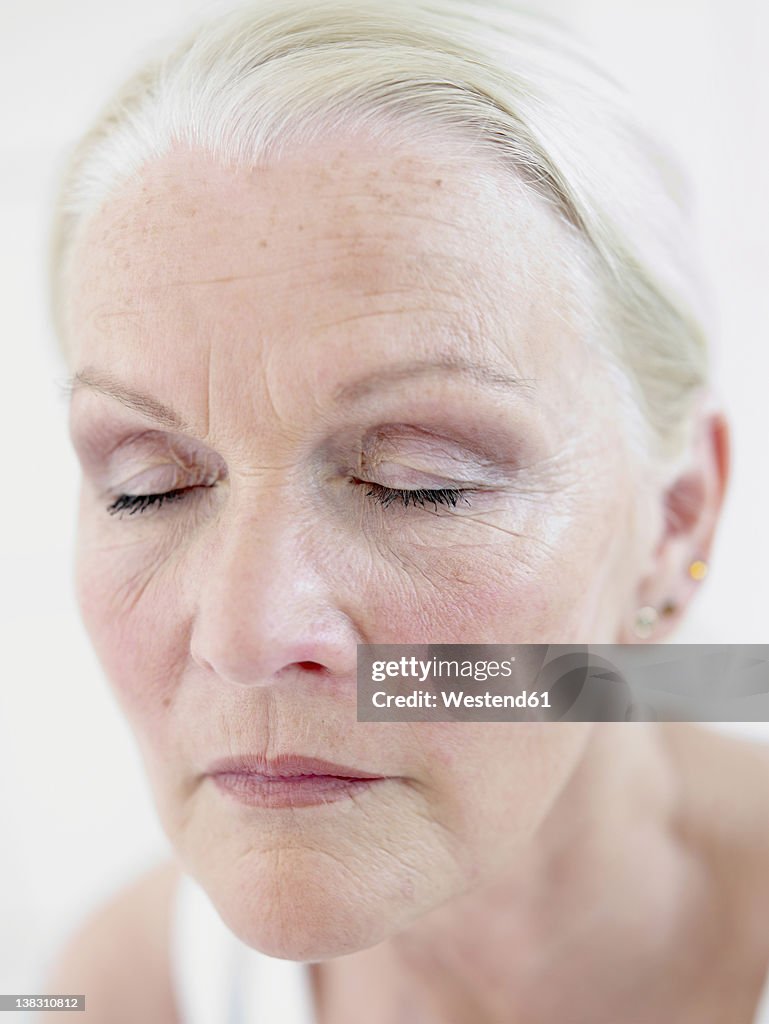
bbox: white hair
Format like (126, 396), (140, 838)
(48, 0), (712, 469)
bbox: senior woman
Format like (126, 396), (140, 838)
(40, 0), (769, 1021)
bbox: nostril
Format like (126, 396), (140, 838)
(296, 661), (325, 673)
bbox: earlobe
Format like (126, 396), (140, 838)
(631, 598), (680, 640)
(629, 576), (700, 641)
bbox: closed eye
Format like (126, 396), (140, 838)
(105, 480), (474, 518)
(356, 480), (473, 511)
(106, 489), (190, 515)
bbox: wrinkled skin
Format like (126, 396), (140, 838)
(64, 134), (735, 1021)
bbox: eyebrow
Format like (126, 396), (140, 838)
(64, 367), (193, 433)
(331, 357), (536, 404)
(64, 356), (535, 431)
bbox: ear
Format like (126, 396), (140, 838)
(618, 394), (731, 642)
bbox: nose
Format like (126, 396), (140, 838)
(189, 499), (357, 687)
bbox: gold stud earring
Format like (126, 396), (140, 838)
(633, 605), (658, 640)
(688, 559), (708, 581)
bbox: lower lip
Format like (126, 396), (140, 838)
(210, 772), (385, 808)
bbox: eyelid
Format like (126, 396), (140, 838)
(364, 460), (482, 491)
(74, 424), (224, 484)
(112, 464), (182, 491)
(106, 462), (219, 501)
(358, 427), (510, 483)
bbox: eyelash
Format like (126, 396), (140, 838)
(362, 482), (472, 511)
(106, 489), (187, 516)
(105, 481), (473, 517)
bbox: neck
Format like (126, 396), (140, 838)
(312, 723), (720, 1024)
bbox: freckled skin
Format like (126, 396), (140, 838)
(63, 134), (746, 1021)
(66, 130), (641, 952)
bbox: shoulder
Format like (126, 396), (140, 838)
(39, 858), (184, 1024)
(658, 722), (769, 843)
(658, 724), (769, 964)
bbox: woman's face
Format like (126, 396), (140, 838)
(66, 137), (652, 958)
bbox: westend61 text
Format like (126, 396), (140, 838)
(372, 690), (551, 709)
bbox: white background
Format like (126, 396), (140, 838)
(0, 0), (766, 1004)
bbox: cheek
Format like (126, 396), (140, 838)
(356, 497), (621, 643)
(414, 721), (591, 875)
(74, 509), (182, 746)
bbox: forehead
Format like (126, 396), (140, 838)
(65, 137), (593, 405)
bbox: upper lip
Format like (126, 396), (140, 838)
(205, 754), (385, 779)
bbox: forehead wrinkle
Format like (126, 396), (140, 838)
(81, 152), (509, 269)
(68, 142), (584, 409)
(72, 168), (525, 325)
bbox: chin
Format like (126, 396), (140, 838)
(199, 847), (435, 961)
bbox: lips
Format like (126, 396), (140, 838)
(205, 753), (385, 780)
(205, 754), (388, 809)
